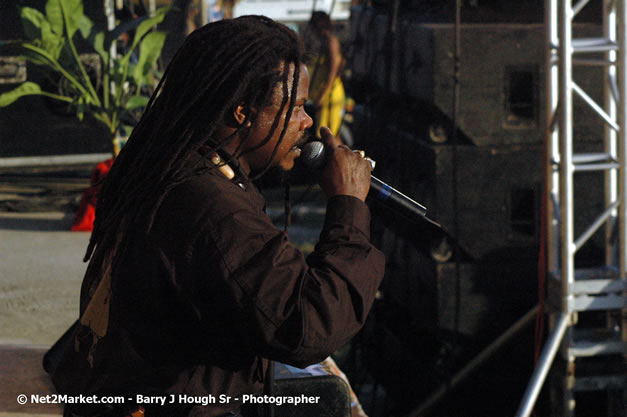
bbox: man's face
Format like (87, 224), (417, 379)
(240, 63), (313, 172)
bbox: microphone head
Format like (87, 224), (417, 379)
(300, 141), (326, 171)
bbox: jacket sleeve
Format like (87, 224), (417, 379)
(198, 194), (385, 368)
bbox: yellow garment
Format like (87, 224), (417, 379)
(308, 55), (345, 137)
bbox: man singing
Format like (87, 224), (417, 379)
(51, 15), (385, 417)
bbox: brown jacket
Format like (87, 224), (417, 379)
(52, 166), (385, 417)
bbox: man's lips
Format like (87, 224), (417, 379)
(290, 146), (302, 156)
(291, 135), (309, 153)
(294, 132), (313, 149)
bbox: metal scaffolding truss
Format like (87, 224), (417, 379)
(516, 1), (627, 416)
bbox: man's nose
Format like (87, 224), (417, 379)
(302, 111), (314, 129)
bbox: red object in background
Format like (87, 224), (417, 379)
(71, 158), (114, 231)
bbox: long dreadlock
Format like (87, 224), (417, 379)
(83, 16), (305, 277)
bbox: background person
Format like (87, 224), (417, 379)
(306, 11), (346, 139)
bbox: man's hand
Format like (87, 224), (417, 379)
(318, 127), (373, 201)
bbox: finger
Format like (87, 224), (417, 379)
(319, 126), (343, 148)
(319, 126), (335, 145)
(353, 150), (366, 158)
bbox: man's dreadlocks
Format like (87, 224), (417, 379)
(83, 16), (305, 274)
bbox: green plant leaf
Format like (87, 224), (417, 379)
(125, 95), (149, 111)
(104, 6), (170, 53)
(120, 123), (135, 137)
(45, 0), (63, 36)
(20, 7), (46, 40)
(62, 0), (84, 39)
(46, 0), (83, 38)
(57, 42), (76, 68)
(20, 42), (96, 106)
(77, 15), (108, 63)
(0, 82), (42, 106)
(20, 6), (64, 61)
(132, 31), (166, 86)
(38, 18), (64, 60)
(115, 8), (169, 102)
(78, 14), (93, 40)
(88, 31), (108, 63)
(107, 58), (125, 84)
(19, 41), (51, 67)
(75, 95), (87, 121)
(128, 7), (170, 52)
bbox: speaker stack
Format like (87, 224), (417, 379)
(345, 5), (606, 416)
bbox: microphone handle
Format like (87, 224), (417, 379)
(370, 176), (427, 218)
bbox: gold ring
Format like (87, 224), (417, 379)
(353, 150), (366, 158)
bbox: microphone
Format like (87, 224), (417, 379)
(300, 141), (438, 226)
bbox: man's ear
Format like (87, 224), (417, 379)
(233, 104), (254, 127)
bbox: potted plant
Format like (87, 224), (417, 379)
(0, 0), (171, 230)
(0, 0), (171, 155)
